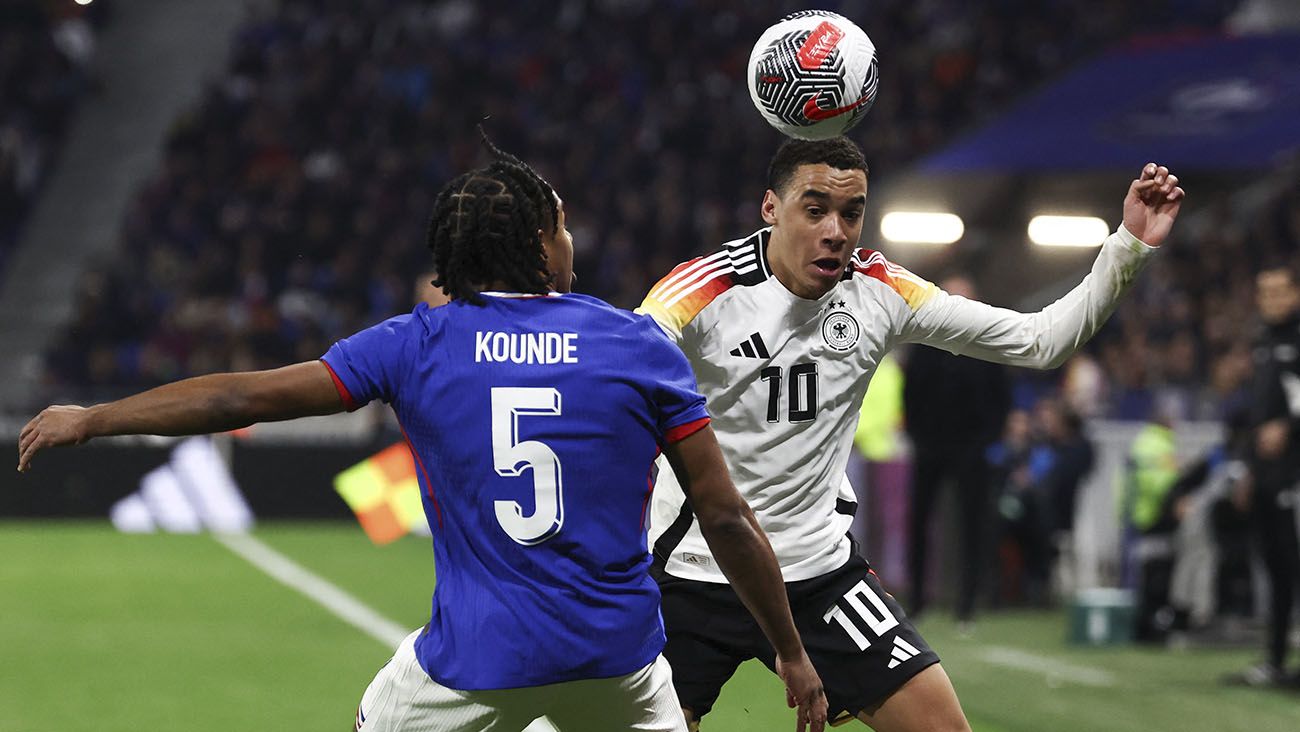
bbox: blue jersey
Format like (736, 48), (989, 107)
(321, 292), (710, 690)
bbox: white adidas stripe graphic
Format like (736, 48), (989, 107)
(662, 263), (760, 308)
(657, 251), (759, 307)
(651, 245), (757, 301)
(662, 251), (755, 296)
(663, 265), (758, 309)
(649, 250), (731, 300)
(887, 636), (921, 669)
(110, 436), (255, 534)
(853, 251), (930, 289)
(650, 232), (766, 306)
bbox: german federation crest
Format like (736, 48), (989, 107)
(822, 310), (860, 351)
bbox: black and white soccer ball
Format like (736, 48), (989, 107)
(747, 11), (879, 140)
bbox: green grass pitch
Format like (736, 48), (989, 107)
(2, 522), (1298, 731)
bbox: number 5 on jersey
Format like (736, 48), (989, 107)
(491, 387), (564, 545)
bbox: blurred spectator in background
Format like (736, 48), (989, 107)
(1120, 413), (1180, 642)
(903, 275), (1011, 623)
(1226, 265), (1300, 687)
(989, 398), (1093, 606)
(1164, 412), (1253, 640)
(1163, 344), (1258, 639)
(1035, 399), (1094, 545)
(1033, 398), (1094, 595)
(989, 408), (1044, 604)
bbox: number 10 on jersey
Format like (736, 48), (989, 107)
(491, 387), (564, 545)
(761, 363), (819, 422)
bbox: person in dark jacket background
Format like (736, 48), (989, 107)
(1227, 265), (1300, 687)
(904, 275), (1012, 623)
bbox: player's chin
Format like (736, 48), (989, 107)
(805, 263), (843, 294)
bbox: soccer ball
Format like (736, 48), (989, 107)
(747, 11), (879, 140)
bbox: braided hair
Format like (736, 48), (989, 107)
(427, 131), (560, 304)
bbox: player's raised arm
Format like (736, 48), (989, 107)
(900, 163), (1185, 370)
(663, 424), (828, 732)
(17, 361), (345, 472)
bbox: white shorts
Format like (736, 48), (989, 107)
(355, 628), (688, 732)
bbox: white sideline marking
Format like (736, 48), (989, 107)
(213, 532), (410, 647)
(977, 646), (1116, 688)
(213, 532), (559, 732)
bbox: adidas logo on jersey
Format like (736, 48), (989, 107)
(729, 332), (770, 359)
(887, 636), (921, 668)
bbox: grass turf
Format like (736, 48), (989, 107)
(3, 522), (1298, 731)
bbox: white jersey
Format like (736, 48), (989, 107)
(638, 225), (1155, 583)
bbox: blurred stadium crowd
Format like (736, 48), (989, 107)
(12, 0), (1256, 415)
(0, 0), (105, 278)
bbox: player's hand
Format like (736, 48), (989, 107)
(1121, 163), (1185, 248)
(17, 405), (93, 472)
(776, 651), (827, 732)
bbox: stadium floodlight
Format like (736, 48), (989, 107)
(879, 211), (964, 244)
(1028, 215), (1109, 247)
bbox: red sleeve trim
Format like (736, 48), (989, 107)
(398, 420), (442, 529)
(664, 416), (710, 445)
(320, 359), (358, 412)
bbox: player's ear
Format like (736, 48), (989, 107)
(537, 227), (551, 277)
(761, 190), (779, 226)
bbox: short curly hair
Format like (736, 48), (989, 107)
(767, 136), (868, 195)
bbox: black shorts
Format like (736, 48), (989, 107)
(657, 555), (939, 723)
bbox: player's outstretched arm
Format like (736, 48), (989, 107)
(664, 426), (827, 732)
(17, 361), (344, 472)
(902, 164), (1185, 370)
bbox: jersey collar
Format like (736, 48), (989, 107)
(480, 291), (565, 299)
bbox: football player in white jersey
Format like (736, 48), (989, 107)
(638, 137), (1184, 731)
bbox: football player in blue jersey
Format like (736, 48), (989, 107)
(17, 137), (828, 732)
